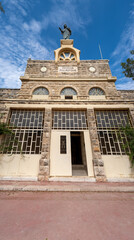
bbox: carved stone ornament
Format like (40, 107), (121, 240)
(89, 66), (96, 73)
(40, 67), (47, 72)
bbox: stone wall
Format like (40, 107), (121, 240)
(24, 59), (112, 78)
(0, 58), (134, 181)
(130, 109), (134, 124)
(0, 88), (133, 101)
(18, 80), (121, 100)
(0, 103), (9, 123)
(0, 97), (134, 181)
(119, 90), (134, 100)
(0, 89), (19, 99)
(38, 108), (52, 181)
(87, 109), (106, 181)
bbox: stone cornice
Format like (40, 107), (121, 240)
(20, 76), (117, 82)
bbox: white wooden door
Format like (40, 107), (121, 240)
(50, 131), (72, 176)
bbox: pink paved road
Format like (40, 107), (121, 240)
(0, 192), (134, 240)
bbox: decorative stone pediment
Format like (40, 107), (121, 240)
(54, 39), (80, 63)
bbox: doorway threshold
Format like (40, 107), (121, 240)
(72, 169), (87, 176)
(49, 177), (96, 182)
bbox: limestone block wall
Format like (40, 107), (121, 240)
(130, 109), (134, 124)
(0, 89), (19, 99)
(0, 89), (133, 102)
(0, 100), (134, 181)
(18, 80), (121, 101)
(19, 59), (120, 100)
(119, 90), (134, 100)
(24, 59), (112, 78)
(38, 108), (52, 181)
(0, 103), (9, 123)
(87, 109), (106, 181)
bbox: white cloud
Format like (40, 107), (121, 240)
(0, 1), (54, 88)
(0, 0), (92, 88)
(116, 80), (134, 90)
(0, 58), (22, 88)
(23, 20), (42, 34)
(110, 6), (134, 90)
(3, 0), (33, 15)
(42, 0), (91, 32)
(112, 10), (134, 67)
(111, 16), (134, 63)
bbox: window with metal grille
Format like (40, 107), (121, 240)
(95, 110), (131, 155)
(52, 110), (88, 130)
(89, 87), (105, 96)
(61, 87), (77, 96)
(60, 136), (67, 154)
(1, 110), (44, 154)
(33, 87), (49, 95)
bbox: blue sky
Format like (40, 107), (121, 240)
(0, 0), (134, 89)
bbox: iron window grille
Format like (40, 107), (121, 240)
(95, 110), (131, 155)
(33, 87), (49, 95)
(60, 136), (67, 154)
(61, 87), (77, 96)
(89, 88), (105, 96)
(1, 109), (44, 154)
(52, 110), (88, 130)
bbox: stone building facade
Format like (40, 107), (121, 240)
(0, 39), (134, 181)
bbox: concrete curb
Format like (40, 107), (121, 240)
(0, 185), (134, 192)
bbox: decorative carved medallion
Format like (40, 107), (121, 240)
(89, 66), (96, 73)
(40, 67), (47, 72)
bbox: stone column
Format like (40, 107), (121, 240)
(87, 108), (106, 182)
(38, 108), (52, 181)
(0, 104), (9, 146)
(130, 108), (134, 124)
(0, 104), (9, 123)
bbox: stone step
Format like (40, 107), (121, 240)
(72, 169), (87, 176)
(72, 165), (86, 170)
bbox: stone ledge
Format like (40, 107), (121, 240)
(0, 183), (134, 192)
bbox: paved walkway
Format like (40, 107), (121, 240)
(0, 191), (134, 240)
(0, 180), (134, 192)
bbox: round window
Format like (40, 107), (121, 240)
(59, 51), (76, 61)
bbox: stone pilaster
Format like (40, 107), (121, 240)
(87, 109), (106, 182)
(0, 105), (10, 149)
(38, 108), (52, 181)
(130, 108), (134, 125)
(0, 104), (9, 123)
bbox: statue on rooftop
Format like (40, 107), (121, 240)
(59, 24), (72, 39)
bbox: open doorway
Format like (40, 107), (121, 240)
(71, 132), (87, 176)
